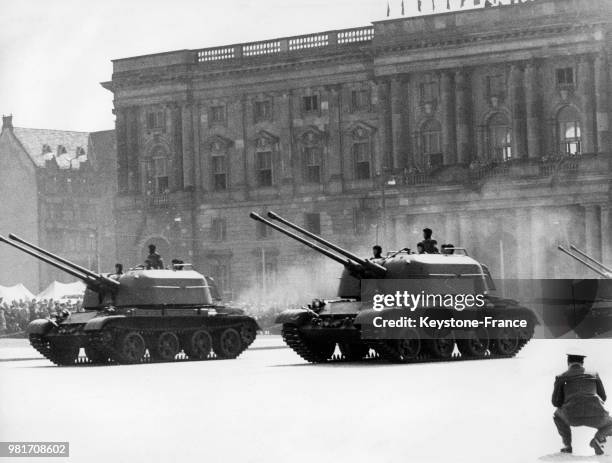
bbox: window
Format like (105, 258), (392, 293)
(254, 100), (272, 122)
(304, 213), (321, 235)
(354, 208), (374, 235)
(421, 120), (442, 168)
(256, 151), (273, 186)
(353, 141), (370, 180)
(256, 221), (269, 239)
(212, 260), (231, 296)
(212, 154), (227, 190)
(488, 113), (512, 162)
(556, 67), (574, 86)
(304, 146), (321, 183)
(558, 106), (582, 155)
(153, 157), (169, 194)
(256, 257), (278, 287)
(210, 106), (226, 125)
(146, 110), (165, 130)
(487, 75), (505, 99)
(211, 218), (227, 242)
(302, 95), (319, 113)
(420, 81), (438, 105)
(351, 90), (371, 111)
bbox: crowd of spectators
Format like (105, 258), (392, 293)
(0, 298), (83, 335)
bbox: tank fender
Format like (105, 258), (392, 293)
(275, 308), (317, 326)
(83, 315), (126, 332)
(26, 318), (56, 335)
(353, 308), (395, 326)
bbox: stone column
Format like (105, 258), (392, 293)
(455, 69), (471, 164)
(579, 56), (596, 154)
(376, 79), (392, 172)
(595, 52), (610, 153)
(192, 104), (202, 190)
(115, 108), (129, 193)
(524, 61), (541, 159)
(181, 104), (194, 189)
(327, 86), (343, 192)
(601, 205), (611, 264)
(509, 64), (527, 159)
(390, 77), (404, 169)
(584, 205), (602, 261)
(516, 208), (533, 278)
(441, 71), (456, 165)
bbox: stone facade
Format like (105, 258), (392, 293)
(0, 116), (117, 291)
(104, 0), (612, 300)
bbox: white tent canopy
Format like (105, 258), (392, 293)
(37, 281), (86, 301)
(0, 284), (35, 304)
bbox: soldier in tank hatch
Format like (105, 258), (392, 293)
(145, 244), (164, 270)
(552, 352), (612, 455)
(418, 228), (439, 254)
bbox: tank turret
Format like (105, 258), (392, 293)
(250, 211), (537, 364)
(0, 234), (259, 366)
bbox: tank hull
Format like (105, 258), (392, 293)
(27, 307), (259, 366)
(277, 298), (537, 363)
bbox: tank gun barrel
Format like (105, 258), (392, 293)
(266, 211), (386, 276)
(0, 235), (97, 284)
(558, 246), (611, 279)
(9, 233), (100, 280)
(1, 234), (120, 291)
(569, 244), (612, 274)
(249, 213), (355, 268)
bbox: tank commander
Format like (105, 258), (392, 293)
(372, 245), (383, 259)
(110, 263), (124, 280)
(418, 228), (439, 254)
(552, 352), (612, 455)
(416, 243), (425, 254)
(171, 258), (184, 270)
(145, 244), (164, 270)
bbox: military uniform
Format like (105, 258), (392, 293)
(418, 238), (439, 254)
(145, 252), (164, 270)
(552, 363), (612, 450)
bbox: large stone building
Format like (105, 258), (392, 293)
(0, 116), (117, 291)
(104, 0), (611, 300)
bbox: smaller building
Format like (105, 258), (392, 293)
(0, 115), (117, 291)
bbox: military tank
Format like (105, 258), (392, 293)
(0, 234), (259, 366)
(250, 211), (537, 364)
(538, 244), (612, 339)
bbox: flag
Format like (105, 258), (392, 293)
(418, 0), (422, 11)
(401, 0), (405, 15)
(387, 1), (390, 16)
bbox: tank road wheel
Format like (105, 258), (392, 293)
(115, 331), (146, 364)
(240, 323), (257, 347)
(49, 341), (80, 366)
(490, 327), (520, 356)
(378, 329), (421, 363)
(425, 330), (455, 360)
(183, 330), (212, 360)
(213, 328), (243, 359)
(339, 342), (369, 361)
(149, 332), (181, 362)
(85, 345), (109, 364)
(457, 328), (489, 358)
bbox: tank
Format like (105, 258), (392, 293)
(250, 211), (538, 364)
(538, 244), (612, 339)
(0, 234), (259, 366)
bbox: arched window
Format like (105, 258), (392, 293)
(557, 106), (582, 155)
(351, 125), (372, 180)
(421, 119), (442, 167)
(487, 113), (512, 162)
(146, 146), (170, 195)
(300, 130), (324, 184)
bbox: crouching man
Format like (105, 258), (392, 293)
(552, 352), (612, 455)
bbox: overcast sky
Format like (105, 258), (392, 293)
(1, 0), (483, 132)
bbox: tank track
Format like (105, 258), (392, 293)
(281, 324), (533, 364)
(30, 323), (257, 367)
